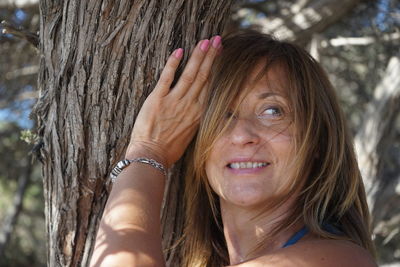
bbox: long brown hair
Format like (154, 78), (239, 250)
(179, 30), (375, 266)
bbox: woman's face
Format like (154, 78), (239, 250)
(205, 64), (295, 209)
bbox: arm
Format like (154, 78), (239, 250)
(90, 36), (222, 267)
(90, 148), (167, 267)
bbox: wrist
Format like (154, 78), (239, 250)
(125, 141), (168, 168)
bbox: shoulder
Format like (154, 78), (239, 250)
(230, 239), (377, 267)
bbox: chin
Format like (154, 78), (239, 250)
(222, 184), (270, 208)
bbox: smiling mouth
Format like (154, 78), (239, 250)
(227, 162), (270, 169)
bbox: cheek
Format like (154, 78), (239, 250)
(263, 126), (294, 157)
(205, 157), (221, 193)
(205, 144), (232, 199)
(263, 123), (294, 143)
(204, 136), (226, 177)
(272, 138), (293, 156)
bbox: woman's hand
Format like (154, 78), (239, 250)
(126, 36), (222, 167)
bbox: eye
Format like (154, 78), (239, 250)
(261, 107), (283, 117)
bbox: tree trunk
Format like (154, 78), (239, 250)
(354, 55), (400, 225)
(32, 1), (233, 266)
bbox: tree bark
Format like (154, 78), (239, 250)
(354, 55), (400, 225)
(32, 1), (233, 266)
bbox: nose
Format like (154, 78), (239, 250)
(229, 117), (261, 146)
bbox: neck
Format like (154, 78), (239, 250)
(220, 198), (302, 265)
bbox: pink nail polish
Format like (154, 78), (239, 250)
(200, 40), (210, 52)
(212, 35), (221, 48)
(173, 48), (183, 59)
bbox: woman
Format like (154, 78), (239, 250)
(91, 30), (377, 266)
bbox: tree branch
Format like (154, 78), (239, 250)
(380, 262), (400, 267)
(4, 65), (39, 80)
(321, 32), (400, 47)
(1, 20), (39, 48)
(238, 0), (361, 45)
(0, 0), (38, 8)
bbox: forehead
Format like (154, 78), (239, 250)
(242, 60), (289, 99)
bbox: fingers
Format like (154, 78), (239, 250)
(197, 80), (208, 110)
(187, 36), (221, 100)
(171, 38), (213, 98)
(154, 35), (222, 98)
(154, 48), (184, 96)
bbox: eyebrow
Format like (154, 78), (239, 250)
(257, 92), (281, 99)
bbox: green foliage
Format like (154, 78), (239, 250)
(0, 181), (46, 267)
(0, 122), (45, 267)
(20, 129), (38, 145)
(0, 4), (45, 266)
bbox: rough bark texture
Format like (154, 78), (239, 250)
(33, 1), (233, 266)
(354, 55), (400, 225)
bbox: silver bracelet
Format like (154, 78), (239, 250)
(110, 157), (167, 182)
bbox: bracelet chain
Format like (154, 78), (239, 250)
(110, 157), (167, 182)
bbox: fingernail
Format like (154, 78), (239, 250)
(212, 35), (221, 48)
(173, 48), (183, 59)
(200, 39), (210, 52)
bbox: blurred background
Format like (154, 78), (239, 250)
(0, 0), (399, 266)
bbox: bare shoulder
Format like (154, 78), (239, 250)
(230, 239), (377, 267)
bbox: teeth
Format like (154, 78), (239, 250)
(229, 162), (268, 169)
(231, 163), (240, 169)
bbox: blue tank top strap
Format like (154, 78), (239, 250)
(323, 223), (342, 235)
(282, 226), (309, 248)
(282, 223), (342, 248)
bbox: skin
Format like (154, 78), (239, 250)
(205, 64), (301, 264)
(90, 36), (377, 267)
(205, 64), (295, 210)
(206, 65), (377, 266)
(90, 36), (221, 267)
(229, 239), (377, 267)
